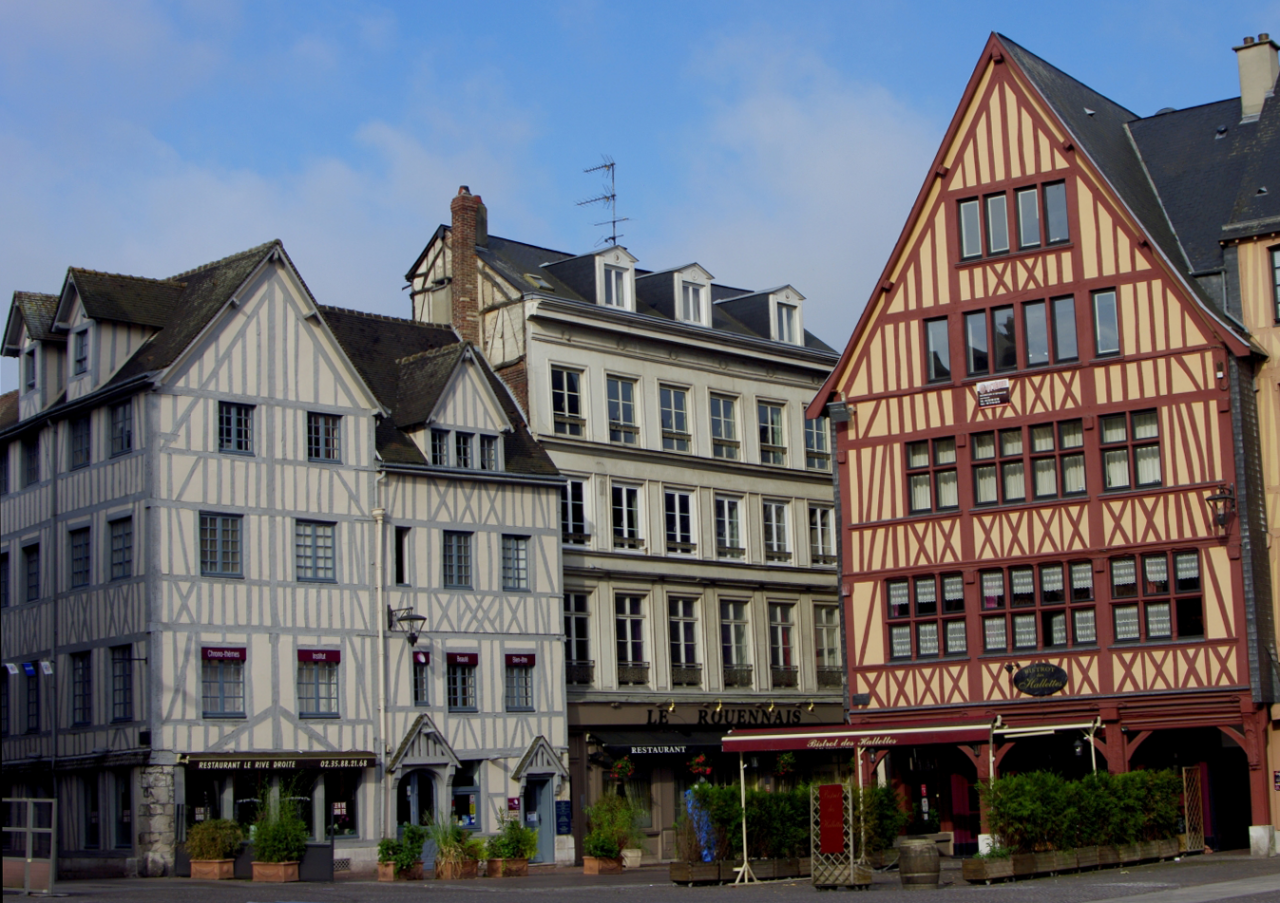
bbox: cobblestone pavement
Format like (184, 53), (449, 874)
(9, 852), (1280, 903)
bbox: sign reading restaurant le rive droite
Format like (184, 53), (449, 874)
(1012, 662), (1069, 697)
(182, 752), (376, 771)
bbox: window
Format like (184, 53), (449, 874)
(202, 649), (245, 716)
(502, 535), (529, 590)
(960, 182), (1068, 259)
(669, 598), (699, 673)
(762, 501), (790, 562)
(564, 594), (591, 683)
(24, 437), (39, 487)
(925, 318), (951, 381)
(0, 553), (8, 608)
(442, 531), (472, 587)
(720, 600), (750, 674)
(110, 401), (132, 456)
(454, 432), (472, 469)
(111, 645), (133, 721)
(680, 282), (704, 324)
(73, 330), (89, 375)
(907, 437), (958, 513)
(70, 527), (90, 588)
(112, 771), (131, 849)
(959, 199), (982, 259)
(886, 574), (966, 660)
(25, 545), (40, 602)
(24, 349), (36, 390)
(611, 484), (642, 550)
(297, 651), (339, 716)
(1101, 410), (1161, 490)
(975, 419), (1084, 506)
(964, 311), (989, 375)
(664, 490), (694, 554)
(479, 435), (498, 471)
(1111, 551), (1203, 642)
(1271, 246), (1280, 322)
(551, 367), (584, 436)
(412, 651), (430, 706)
(307, 412), (341, 462)
(985, 194), (1010, 254)
(975, 561), (1096, 652)
(1044, 182), (1069, 244)
(710, 394), (739, 459)
(109, 518), (133, 581)
(603, 265), (627, 308)
(758, 402), (786, 465)
(1092, 290), (1120, 356)
(1051, 296), (1078, 361)
(805, 415), (830, 470)
(606, 376), (638, 445)
(0, 671), (7, 737)
(810, 506), (835, 565)
(72, 652), (92, 725)
(394, 526), (410, 585)
(26, 667), (39, 733)
(991, 305), (1016, 371)
(715, 496), (744, 559)
(1016, 187), (1040, 249)
(769, 603), (796, 681)
(505, 655), (534, 711)
(615, 595), (645, 667)
(447, 653), (478, 711)
(814, 604), (841, 669)
(218, 402), (254, 454)
(660, 385), (690, 452)
(775, 302), (797, 344)
(431, 429), (448, 465)
(561, 480), (587, 545)
(200, 513), (242, 576)
(295, 521), (335, 582)
(70, 416), (91, 469)
(0, 444), (8, 495)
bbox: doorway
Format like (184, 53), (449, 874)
(523, 778), (554, 864)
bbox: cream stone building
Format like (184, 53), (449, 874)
(0, 240), (569, 877)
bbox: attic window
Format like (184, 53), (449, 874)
(24, 349), (36, 390)
(775, 303), (798, 344)
(603, 266), (628, 308)
(525, 273), (552, 290)
(679, 281), (706, 325)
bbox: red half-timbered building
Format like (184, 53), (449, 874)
(809, 34), (1278, 853)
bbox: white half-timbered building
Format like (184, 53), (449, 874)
(0, 240), (568, 877)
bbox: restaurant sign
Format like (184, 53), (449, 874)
(182, 752), (375, 771)
(976, 378), (1012, 407)
(1012, 663), (1069, 697)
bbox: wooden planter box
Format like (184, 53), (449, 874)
(583, 856), (623, 875)
(436, 860), (479, 880)
(252, 861), (299, 883)
(776, 858), (800, 879)
(1033, 851), (1058, 874)
(962, 857), (1013, 884)
(669, 861), (720, 885)
(853, 862), (874, 886)
(488, 858), (528, 877)
(190, 859), (235, 880)
(718, 860), (744, 881)
(378, 861), (423, 881)
(1118, 844), (1141, 864)
(1098, 845), (1120, 867)
(1075, 846), (1099, 870)
(749, 859), (780, 879)
(1010, 852), (1036, 877)
(798, 857), (811, 877)
(1138, 840), (1161, 861)
(1157, 838), (1179, 859)
(1055, 850), (1077, 872)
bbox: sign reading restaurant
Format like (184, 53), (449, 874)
(181, 752), (376, 771)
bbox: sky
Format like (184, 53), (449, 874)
(2, 0), (1277, 391)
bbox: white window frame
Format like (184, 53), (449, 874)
(73, 329), (89, 376)
(606, 375), (639, 445)
(679, 281), (706, 325)
(664, 489), (695, 555)
(775, 302), (798, 344)
(659, 384), (691, 453)
(758, 401), (787, 465)
(611, 483), (643, 551)
(502, 535), (530, 590)
(809, 505), (835, 565)
(709, 393), (739, 460)
(762, 500), (791, 562)
(715, 495), (744, 560)
(561, 478), (589, 545)
(602, 265), (629, 309)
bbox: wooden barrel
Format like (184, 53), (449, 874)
(899, 839), (940, 889)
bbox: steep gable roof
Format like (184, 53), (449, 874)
(0, 390), (17, 430)
(3, 292), (61, 353)
(65, 269), (186, 327)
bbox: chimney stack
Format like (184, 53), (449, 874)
(1235, 33), (1279, 122)
(450, 186), (486, 346)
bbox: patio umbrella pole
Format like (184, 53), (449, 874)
(733, 752), (757, 885)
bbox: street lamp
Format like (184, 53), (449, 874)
(388, 607), (427, 646)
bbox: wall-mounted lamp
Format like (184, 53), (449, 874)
(388, 606), (427, 646)
(1073, 739), (1084, 757)
(1205, 483), (1236, 527)
(667, 699), (676, 712)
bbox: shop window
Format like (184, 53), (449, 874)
(326, 771), (360, 837)
(452, 764), (479, 829)
(907, 437), (958, 513)
(624, 778), (654, 830)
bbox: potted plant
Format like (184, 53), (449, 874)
(668, 811), (719, 885)
(185, 819), (242, 880)
(583, 795), (636, 874)
(429, 821), (481, 879)
(961, 847), (1012, 884)
(251, 809), (308, 882)
(378, 824), (428, 881)
(486, 814), (537, 877)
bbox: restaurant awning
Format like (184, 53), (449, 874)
(721, 723), (992, 753)
(592, 731), (725, 757)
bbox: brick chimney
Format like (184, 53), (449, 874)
(450, 186), (486, 345)
(1235, 33), (1279, 122)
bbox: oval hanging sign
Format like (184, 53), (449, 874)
(1012, 663), (1068, 697)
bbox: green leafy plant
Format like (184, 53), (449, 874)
(744, 786), (810, 859)
(971, 845), (1011, 860)
(185, 819), (242, 861)
(609, 756), (635, 781)
(584, 793), (642, 859)
(379, 824), (429, 873)
(486, 814), (538, 860)
(253, 813), (308, 863)
(689, 783), (742, 860)
(854, 783), (910, 854)
(774, 752), (796, 777)
(427, 821), (469, 866)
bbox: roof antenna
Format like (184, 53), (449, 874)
(577, 156), (629, 247)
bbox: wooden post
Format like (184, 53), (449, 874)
(733, 753), (757, 885)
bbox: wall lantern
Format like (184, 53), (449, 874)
(1204, 484), (1236, 527)
(387, 606), (427, 646)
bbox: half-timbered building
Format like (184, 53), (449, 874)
(810, 33), (1280, 855)
(406, 188), (844, 861)
(0, 240), (568, 876)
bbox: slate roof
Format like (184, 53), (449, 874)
(68, 269), (186, 327)
(12, 292), (61, 343)
(0, 390), (17, 430)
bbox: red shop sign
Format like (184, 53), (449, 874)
(505, 653), (536, 667)
(202, 647), (246, 661)
(413, 651), (431, 665)
(297, 649), (341, 663)
(446, 652), (478, 666)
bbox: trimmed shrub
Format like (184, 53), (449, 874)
(185, 819), (242, 861)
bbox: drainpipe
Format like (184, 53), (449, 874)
(373, 472), (388, 839)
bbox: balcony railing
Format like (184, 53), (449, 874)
(716, 545), (745, 560)
(666, 541), (697, 555)
(613, 535), (645, 551)
(566, 660), (594, 686)
(771, 666), (799, 688)
(617, 662), (650, 686)
(562, 532), (591, 546)
(670, 664), (702, 687)
(817, 666), (844, 689)
(723, 664), (753, 688)
(765, 548), (793, 563)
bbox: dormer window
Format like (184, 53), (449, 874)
(73, 329), (89, 376)
(23, 349), (35, 391)
(603, 266), (628, 308)
(776, 303), (797, 344)
(679, 282), (706, 325)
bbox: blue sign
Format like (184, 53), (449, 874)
(555, 800), (572, 836)
(22, 662), (36, 676)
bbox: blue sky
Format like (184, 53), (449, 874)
(2, 0), (1277, 390)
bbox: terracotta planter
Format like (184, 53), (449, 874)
(669, 861), (720, 884)
(252, 861), (299, 883)
(488, 858), (528, 877)
(962, 857), (1013, 884)
(583, 856), (623, 875)
(1075, 846), (1099, 870)
(378, 861), (423, 881)
(190, 859), (235, 880)
(435, 860), (479, 880)
(1098, 845), (1120, 866)
(1118, 843), (1141, 863)
(1010, 852), (1036, 877)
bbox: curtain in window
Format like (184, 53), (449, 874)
(1132, 412), (1159, 440)
(1033, 459), (1057, 496)
(983, 617), (1006, 650)
(1114, 606), (1140, 641)
(981, 571), (1004, 609)
(1040, 565), (1064, 594)
(935, 470), (958, 508)
(1059, 420), (1084, 448)
(1144, 555), (1168, 589)
(1071, 563), (1093, 595)
(1000, 430), (1023, 456)
(1029, 425), (1053, 452)
(1048, 612), (1068, 646)
(1013, 614), (1037, 647)
(624, 779), (653, 829)
(906, 443), (929, 468)
(1146, 602), (1171, 638)
(945, 620), (967, 654)
(972, 433), (995, 459)
(975, 465), (998, 503)
(1175, 552), (1200, 588)
(1003, 462), (1025, 500)
(915, 578), (936, 613)
(1011, 567), (1034, 602)
(1073, 609), (1097, 644)
(916, 623), (939, 656)
(1134, 446), (1161, 484)
(1101, 416), (1128, 443)
(1062, 454), (1085, 493)
(943, 575), (965, 611)
(1111, 558), (1137, 593)
(890, 625), (912, 658)
(909, 474), (931, 511)
(1103, 449), (1129, 488)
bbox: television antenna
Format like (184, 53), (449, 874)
(577, 156), (628, 246)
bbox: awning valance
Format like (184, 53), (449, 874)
(593, 731), (725, 757)
(721, 723), (991, 753)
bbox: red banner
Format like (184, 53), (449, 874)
(297, 649), (341, 663)
(202, 647), (246, 661)
(722, 723), (990, 753)
(818, 785), (845, 854)
(413, 651), (431, 665)
(447, 652), (478, 666)
(505, 653), (535, 667)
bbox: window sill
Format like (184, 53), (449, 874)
(442, 584), (473, 590)
(219, 449), (255, 457)
(299, 712), (341, 719)
(448, 707), (479, 714)
(201, 572), (244, 579)
(506, 706), (535, 713)
(954, 241), (1075, 270)
(298, 578), (338, 584)
(502, 586), (531, 593)
(203, 712), (246, 720)
(110, 449), (134, 459)
(306, 458), (344, 465)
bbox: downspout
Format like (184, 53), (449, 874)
(49, 419), (60, 794)
(373, 472), (388, 839)
(826, 403), (851, 723)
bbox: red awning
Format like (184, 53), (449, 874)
(721, 723), (991, 753)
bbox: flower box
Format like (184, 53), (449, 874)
(252, 861), (299, 883)
(436, 860), (479, 880)
(1055, 850), (1077, 872)
(1075, 846), (1099, 870)
(718, 860), (744, 882)
(378, 861), (423, 881)
(487, 858), (528, 877)
(190, 859), (235, 881)
(1157, 838), (1179, 859)
(853, 862), (874, 886)
(1010, 852), (1036, 877)
(1098, 845), (1120, 867)
(1118, 843), (1141, 864)
(1033, 851), (1059, 874)
(1139, 840), (1161, 861)
(775, 858), (800, 879)
(798, 856), (811, 876)
(749, 859), (779, 880)
(583, 856), (623, 875)
(962, 857), (1013, 884)
(669, 861), (721, 884)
